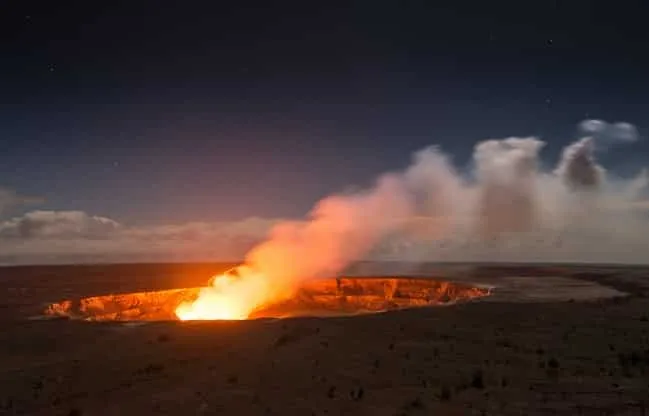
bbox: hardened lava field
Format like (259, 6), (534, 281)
(2, 263), (649, 415)
(42, 276), (491, 321)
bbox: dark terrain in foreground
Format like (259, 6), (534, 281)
(1, 262), (649, 415)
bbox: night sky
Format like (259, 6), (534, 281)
(2, 1), (649, 225)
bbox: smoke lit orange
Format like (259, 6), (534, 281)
(174, 266), (276, 320)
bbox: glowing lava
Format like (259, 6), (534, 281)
(174, 266), (275, 321)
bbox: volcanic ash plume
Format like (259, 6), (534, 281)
(177, 119), (649, 320)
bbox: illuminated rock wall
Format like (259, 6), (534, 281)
(43, 277), (490, 321)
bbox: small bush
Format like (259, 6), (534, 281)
(139, 363), (164, 375)
(351, 387), (364, 401)
(440, 386), (451, 401)
(405, 396), (425, 410)
(471, 369), (485, 389)
(32, 379), (44, 391)
(547, 357), (559, 369)
(274, 334), (291, 348)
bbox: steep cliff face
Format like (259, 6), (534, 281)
(249, 277), (490, 318)
(44, 288), (201, 321)
(43, 277), (490, 321)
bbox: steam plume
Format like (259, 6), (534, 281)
(244, 119), (647, 275)
(554, 137), (604, 190)
(179, 119), (648, 318)
(473, 138), (544, 236)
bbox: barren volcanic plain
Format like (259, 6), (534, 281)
(1, 262), (649, 415)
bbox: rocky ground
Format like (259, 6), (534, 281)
(1, 262), (649, 415)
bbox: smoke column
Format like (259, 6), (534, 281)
(242, 149), (455, 301)
(246, 119), (647, 288)
(381, 120), (647, 264)
(178, 119), (648, 319)
(177, 146), (466, 318)
(473, 138), (544, 237)
(555, 137), (604, 191)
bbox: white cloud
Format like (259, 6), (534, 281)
(0, 210), (120, 239)
(578, 118), (639, 145)
(0, 211), (278, 264)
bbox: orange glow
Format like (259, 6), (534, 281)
(174, 266), (275, 321)
(43, 276), (491, 321)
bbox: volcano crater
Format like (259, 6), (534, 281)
(42, 276), (491, 321)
